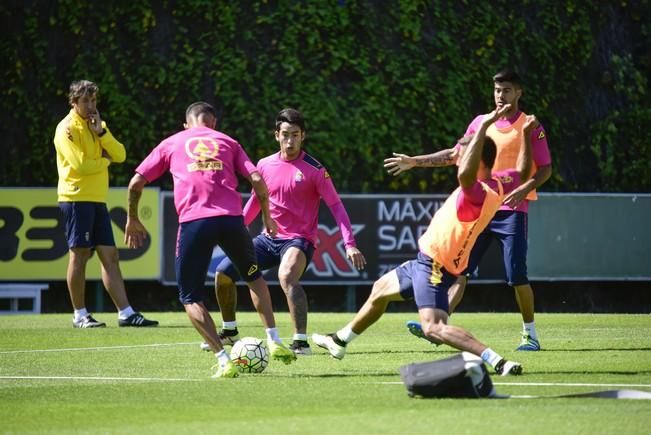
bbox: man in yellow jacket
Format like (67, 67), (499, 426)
(54, 80), (157, 328)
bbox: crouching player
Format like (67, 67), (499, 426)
(313, 104), (537, 376)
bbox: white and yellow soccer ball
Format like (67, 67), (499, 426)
(230, 337), (269, 373)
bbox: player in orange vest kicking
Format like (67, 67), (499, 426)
(313, 104), (538, 376)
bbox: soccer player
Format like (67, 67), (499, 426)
(387, 69), (551, 351)
(53, 80), (158, 329)
(211, 108), (367, 355)
(313, 104), (536, 376)
(125, 102), (296, 378)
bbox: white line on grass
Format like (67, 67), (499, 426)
(0, 342), (198, 354)
(0, 375), (202, 382)
(378, 381), (651, 388)
(493, 382), (651, 388)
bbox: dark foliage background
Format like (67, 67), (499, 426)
(1, 0), (649, 193)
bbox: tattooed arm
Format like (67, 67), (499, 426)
(384, 147), (459, 176)
(125, 173), (149, 249)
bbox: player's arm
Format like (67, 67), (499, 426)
(326, 201), (367, 270)
(318, 170), (366, 270)
(54, 125), (110, 175)
(457, 105), (511, 188)
(503, 118), (549, 208)
(125, 173), (149, 249)
(384, 147), (459, 176)
(248, 171), (277, 237)
(242, 193), (261, 227)
(86, 111), (126, 163)
(98, 126), (126, 163)
(516, 115), (537, 182)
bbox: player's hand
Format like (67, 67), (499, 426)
(88, 110), (104, 134)
(124, 218), (148, 249)
(346, 247), (366, 270)
(503, 184), (530, 209)
(384, 153), (416, 176)
(523, 114), (539, 133)
(101, 148), (112, 162)
(262, 215), (278, 237)
(484, 104), (512, 124)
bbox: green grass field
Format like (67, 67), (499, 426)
(1, 312), (650, 434)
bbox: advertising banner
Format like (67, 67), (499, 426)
(0, 188), (161, 280)
(161, 192), (651, 285)
(161, 193), (484, 285)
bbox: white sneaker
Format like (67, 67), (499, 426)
(72, 315), (106, 328)
(312, 333), (346, 360)
(200, 329), (240, 351)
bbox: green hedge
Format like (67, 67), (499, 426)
(1, 0), (649, 193)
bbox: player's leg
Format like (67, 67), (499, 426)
(59, 201), (104, 328)
(406, 232), (490, 342)
(177, 218), (237, 377)
(449, 228), (493, 313)
(418, 306), (522, 376)
(215, 269), (238, 323)
(67, 247), (91, 311)
(277, 238), (314, 354)
(349, 268), (405, 333)
(66, 247), (101, 327)
(312, 263), (409, 359)
(278, 247), (308, 335)
(447, 275), (468, 314)
(93, 203), (156, 327)
(213, 257), (241, 344)
(412, 256), (522, 376)
(498, 211), (540, 351)
(217, 221), (296, 364)
(96, 245), (129, 310)
(176, 218), (224, 349)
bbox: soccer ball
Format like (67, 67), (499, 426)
(230, 337), (269, 373)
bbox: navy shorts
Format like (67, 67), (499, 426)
(464, 210), (529, 286)
(176, 215), (262, 305)
(58, 201), (115, 248)
(395, 252), (457, 313)
(216, 234), (315, 281)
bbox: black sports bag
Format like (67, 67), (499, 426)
(399, 352), (495, 398)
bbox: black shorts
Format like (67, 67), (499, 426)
(175, 215), (261, 304)
(58, 201), (115, 248)
(215, 233), (314, 281)
(395, 252), (457, 313)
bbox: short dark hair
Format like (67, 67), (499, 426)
(482, 137), (497, 168)
(493, 69), (522, 88)
(185, 101), (217, 121)
(68, 80), (98, 106)
(275, 108), (305, 132)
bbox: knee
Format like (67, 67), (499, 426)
(368, 282), (390, 305)
(422, 320), (445, 341)
(278, 272), (300, 293)
(70, 249), (91, 265)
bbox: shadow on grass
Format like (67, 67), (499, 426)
(312, 349), (458, 357)
(272, 372), (400, 379)
(516, 370), (651, 376)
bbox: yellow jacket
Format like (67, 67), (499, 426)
(54, 109), (126, 202)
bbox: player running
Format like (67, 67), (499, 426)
(210, 108), (366, 355)
(125, 102), (296, 378)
